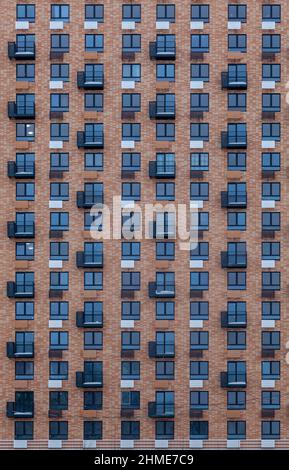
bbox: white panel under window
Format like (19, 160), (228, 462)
(155, 440), (168, 448)
(14, 440), (28, 449)
(84, 21), (98, 30)
(120, 440), (134, 448)
(190, 260), (204, 269)
(261, 260), (275, 269)
(262, 81), (275, 90)
(49, 81), (64, 90)
(190, 440), (203, 448)
(49, 141), (63, 149)
(49, 200), (63, 209)
(121, 320), (135, 328)
(83, 440), (97, 448)
(121, 140), (135, 149)
(190, 21), (204, 30)
(121, 81), (135, 89)
(156, 21), (170, 30)
(48, 380), (62, 389)
(49, 320), (63, 329)
(190, 320), (204, 328)
(122, 21), (135, 30)
(49, 260), (63, 269)
(262, 320), (276, 328)
(121, 200), (135, 209)
(262, 22), (276, 30)
(261, 440), (275, 448)
(48, 440), (62, 449)
(15, 21), (29, 30)
(261, 200), (275, 209)
(227, 440), (240, 449)
(190, 81), (204, 90)
(190, 380), (203, 388)
(120, 380), (134, 388)
(121, 260), (135, 268)
(227, 21), (241, 29)
(190, 200), (203, 209)
(190, 140), (204, 149)
(262, 141), (275, 149)
(50, 21), (64, 30)
(261, 380), (275, 388)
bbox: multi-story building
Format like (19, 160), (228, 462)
(0, 0), (288, 450)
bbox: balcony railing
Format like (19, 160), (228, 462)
(8, 41), (35, 59)
(76, 371), (103, 388)
(76, 191), (103, 208)
(7, 282), (35, 298)
(220, 372), (247, 388)
(149, 102), (175, 119)
(148, 402), (175, 418)
(148, 341), (175, 358)
(77, 71), (104, 89)
(149, 41), (176, 60)
(148, 281), (175, 298)
(6, 401), (34, 418)
(221, 131), (247, 149)
(7, 161), (35, 178)
(221, 71), (247, 89)
(76, 311), (103, 328)
(149, 161), (176, 178)
(7, 222), (35, 238)
(6, 341), (34, 358)
(221, 252), (247, 268)
(77, 130), (104, 148)
(8, 102), (35, 119)
(76, 251), (103, 268)
(221, 191), (247, 208)
(221, 311), (247, 328)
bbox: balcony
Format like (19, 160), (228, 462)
(76, 251), (103, 268)
(149, 41), (176, 60)
(8, 102), (35, 119)
(77, 71), (104, 89)
(149, 161), (176, 178)
(6, 341), (34, 358)
(220, 252), (247, 268)
(221, 311), (247, 328)
(221, 191), (247, 208)
(8, 41), (35, 60)
(148, 282), (175, 298)
(149, 102), (175, 119)
(220, 372), (247, 388)
(7, 161), (35, 178)
(76, 371), (103, 388)
(76, 311), (103, 328)
(7, 222), (35, 238)
(221, 71), (247, 89)
(148, 402), (175, 418)
(77, 130), (104, 149)
(7, 282), (34, 298)
(76, 191), (103, 208)
(221, 131), (247, 149)
(6, 401), (34, 418)
(148, 341), (175, 358)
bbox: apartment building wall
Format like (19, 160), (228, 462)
(0, 0), (288, 450)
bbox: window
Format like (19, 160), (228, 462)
(50, 123), (69, 141)
(51, 4), (70, 22)
(121, 391), (140, 410)
(49, 361), (68, 380)
(157, 4), (175, 22)
(122, 182), (141, 201)
(190, 361), (209, 380)
(49, 421), (68, 440)
(190, 241), (209, 258)
(16, 182), (34, 200)
(50, 302), (69, 320)
(262, 182), (280, 201)
(122, 34), (141, 52)
(228, 34), (247, 52)
(121, 361), (140, 380)
(227, 272), (246, 290)
(190, 182), (209, 201)
(84, 272), (103, 290)
(227, 421), (246, 440)
(190, 123), (209, 141)
(122, 153), (141, 172)
(156, 242), (175, 260)
(85, 4), (104, 22)
(227, 302), (247, 324)
(122, 64), (141, 82)
(51, 64), (69, 82)
(121, 421), (140, 440)
(262, 64), (281, 82)
(15, 302), (34, 320)
(191, 5), (210, 22)
(85, 34), (104, 52)
(262, 5), (281, 22)
(262, 272), (281, 291)
(227, 331), (246, 350)
(190, 302), (209, 320)
(50, 212), (69, 231)
(50, 152), (69, 171)
(190, 391), (209, 410)
(262, 302), (280, 320)
(227, 152), (246, 171)
(51, 34), (69, 52)
(14, 153), (34, 176)
(50, 331), (68, 350)
(50, 242), (69, 261)
(122, 242), (140, 260)
(84, 211), (103, 231)
(17, 4), (35, 22)
(156, 123), (175, 141)
(122, 93), (141, 112)
(122, 4), (141, 22)
(191, 34), (209, 52)
(121, 272), (140, 291)
(262, 391), (280, 410)
(50, 272), (69, 291)
(191, 64), (209, 82)
(122, 302), (141, 320)
(49, 391), (68, 411)
(50, 93), (69, 112)
(156, 301), (174, 320)
(83, 421), (102, 440)
(122, 123), (141, 141)
(262, 331), (280, 350)
(156, 361), (174, 380)
(16, 64), (35, 82)
(15, 361), (34, 380)
(228, 93), (246, 111)
(262, 361), (280, 380)
(190, 331), (209, 350)
(263, 123), (281, 141)
(50, 182), (69, 201)
(261, 421), (280, 440)
(262, 212), (280, 231)
(156, 34), (175, 53)
(155, 331), (175, 356)
(262, 34), (281, 53)
(16, 123), (35, 141)
(15, 421), (33, 440)
(190, 421), (208, 440)
(262, 152), (280, 171)
(85, 93), (103, 111)
(156, 64), (175, 82)
(84, 331), (103, 350)
(84, 391), (103, 410)
(155, 421), (174, 440)
(16, 242), (34, 261)
(190, 152), (209, 171)
(228, 4), (247, 22)
(262, 94), (281, 112)
(122, 212), (141, 236)
(84, 152), (103, 171)
(156, 182), (175, 201)
(227, 391), (246, 410)
(190, 93), (209, 112)
(190, 272), (209, 291)
(121, 331), (140, 351)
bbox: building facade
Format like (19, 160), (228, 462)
(0, 0), (288, 450)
